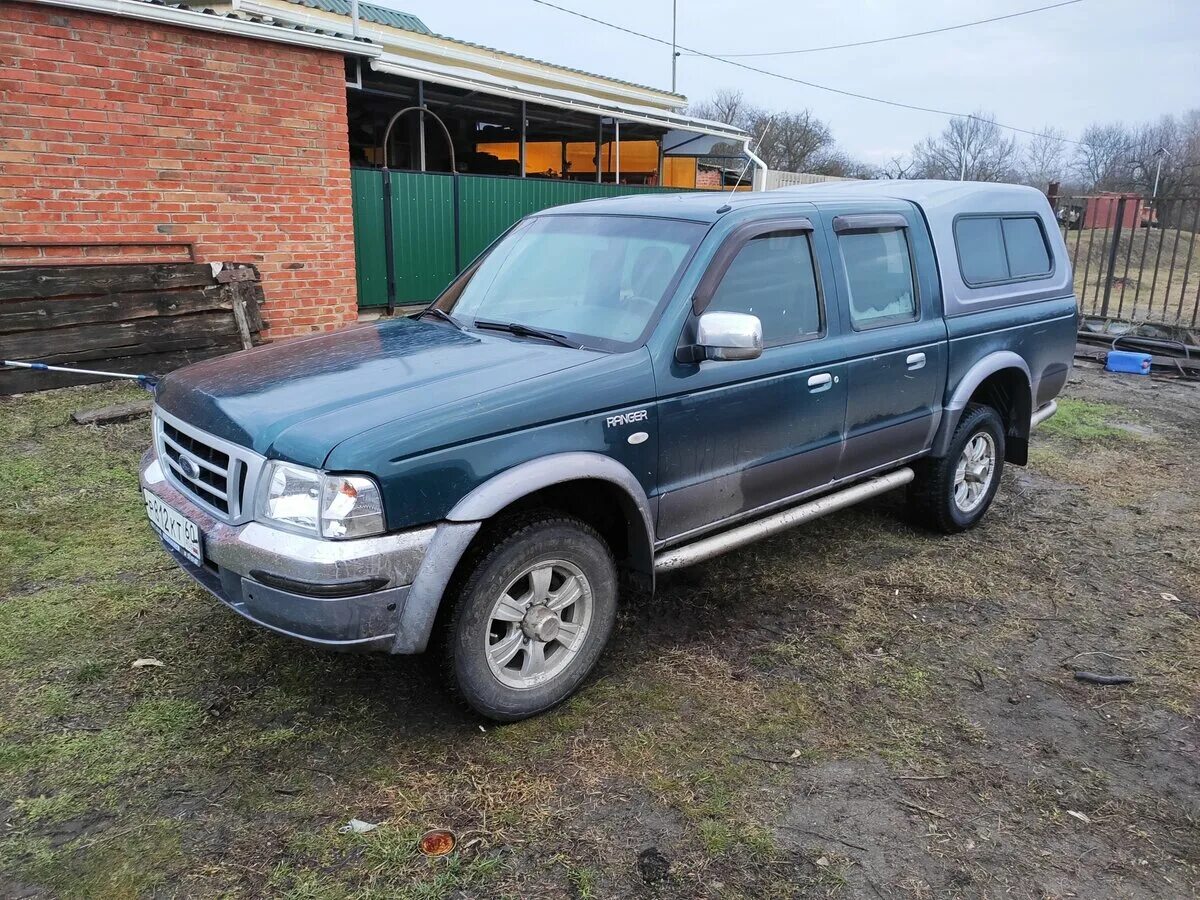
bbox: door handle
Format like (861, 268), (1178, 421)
(906, 352), (926, 370)
(807, 372), (833, 393)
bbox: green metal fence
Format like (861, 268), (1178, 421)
(352, 168), (697, 307)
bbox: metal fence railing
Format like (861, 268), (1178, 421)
(1054, 194), (1200, 329)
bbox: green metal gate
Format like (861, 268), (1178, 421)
(352, 168), (696, 308)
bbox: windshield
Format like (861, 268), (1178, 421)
(440, 214), (706, 350)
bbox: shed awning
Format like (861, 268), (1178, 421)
(369, 55), (751, 154)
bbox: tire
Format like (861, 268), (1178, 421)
(908, 404), (1006, 534)
(441, 514), (618, 721)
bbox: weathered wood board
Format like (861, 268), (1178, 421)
(0, 262), (264, 395)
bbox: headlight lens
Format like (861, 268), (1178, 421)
(319, 473), (385, 539)
(258, 462), (385, 539)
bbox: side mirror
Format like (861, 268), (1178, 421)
(679, 311), (763, 362)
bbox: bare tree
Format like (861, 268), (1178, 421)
(687, 88), (871, 176)
(911, 112), (1018, 182)
(688, 88), (750, 130)
(879, 154), (917, 180)
(1019, 126), (1068, 189)
(750, 109), (834, 172)
(810, 151), (879, 180)
(1126, 112), (1200, 196)
(1073, 122), (1135, 190)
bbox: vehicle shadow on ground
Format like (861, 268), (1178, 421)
(223, 494), (908, 737)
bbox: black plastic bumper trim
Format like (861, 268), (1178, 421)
(248, 569), (390, 599)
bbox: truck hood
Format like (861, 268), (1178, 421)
(154, 318), (601, 466)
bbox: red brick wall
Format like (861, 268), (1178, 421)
(0, 2), (358, 338)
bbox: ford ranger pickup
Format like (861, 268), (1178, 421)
(140, 180), (1075, 720)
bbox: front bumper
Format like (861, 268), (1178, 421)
(140, 448), (437, 651)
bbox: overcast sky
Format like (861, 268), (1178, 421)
(381, 0), (1199, 165)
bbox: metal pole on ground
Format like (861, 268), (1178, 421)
(671, 0), (678, 93)
(1100, 196), (1126, 318)
(614, 120), (620, 183)
(519, 100), (526, 178)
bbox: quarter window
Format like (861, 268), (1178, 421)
(707, 231), (822, 346)
(955, 217), (1008, 283)
(1002, 217), (1052, 278)
(955, 214), (1052, 285)
(838, 227), (918, 328)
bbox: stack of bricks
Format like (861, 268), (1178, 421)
(0, 2), (360, 338)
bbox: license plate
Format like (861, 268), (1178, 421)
(144, 489), (203, 566)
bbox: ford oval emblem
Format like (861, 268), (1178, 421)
(179, 457), (200, 480)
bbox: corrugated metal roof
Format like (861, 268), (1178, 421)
(286, 0), (430, 34)
(275, 0), (680, 101)
(138, 0), (377, 47)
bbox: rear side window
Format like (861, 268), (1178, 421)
(837, 227), (918, 328)
(1002, 217), (1052, 277)
(955, 215), (1052, 285)
(955, 217), (1008, 283)
(707, 230), (822, 346)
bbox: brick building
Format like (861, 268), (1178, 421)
(1, 0), (755, 344)
(1, 1), (374, 338)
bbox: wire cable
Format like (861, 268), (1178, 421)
(691, 0), (1085, 57)
(526, 0), (1085, 146)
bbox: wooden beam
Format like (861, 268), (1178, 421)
(0, 264), (215, 301)
(71, 398), (154, 426)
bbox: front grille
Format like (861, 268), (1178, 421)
(154, 409), (264, 523)
(161, 421), (232, 513)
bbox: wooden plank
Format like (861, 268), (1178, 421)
(215, 265), (259, 284)
(0, 345), (241, 395)
(0, 286), (233, 334)
(71, 398), (154, 426)
(0, 261), (265, 394)
(230, 280), (266, 333)
(0, 311), (239, 361)
(0, 263), (216, 301)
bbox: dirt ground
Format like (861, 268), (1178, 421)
(1, 365), (1198, 899)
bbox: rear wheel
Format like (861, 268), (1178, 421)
(442, 515), (617, 721)
(908, 404), (1005, 533)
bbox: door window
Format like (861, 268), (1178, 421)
(838, 227), (918, 328)
(706, 230), (822, 346)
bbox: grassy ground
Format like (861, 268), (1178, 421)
(1, 367), (1198, 898)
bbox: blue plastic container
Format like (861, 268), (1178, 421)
(1105, 349), (1152, 375)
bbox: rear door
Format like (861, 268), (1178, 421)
(654, 215), (850, 541)
(820, 205), (947, 478)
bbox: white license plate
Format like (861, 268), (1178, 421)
(144, 489), (203, 566)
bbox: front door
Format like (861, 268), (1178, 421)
(820, 208), (947, 478)
(655, 218), (850, 542)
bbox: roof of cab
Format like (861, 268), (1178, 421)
(538, 179), (1054, 225)
(536, 189), (796, 223)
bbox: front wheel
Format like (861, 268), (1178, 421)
(908, 404), (1005, 533)
(441, 515), (618, 721)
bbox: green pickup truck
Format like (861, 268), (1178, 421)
(141, 180), (1075, 720)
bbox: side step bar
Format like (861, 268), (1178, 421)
(655, 467), (915, 573)
(1030, 400), (1058, 430)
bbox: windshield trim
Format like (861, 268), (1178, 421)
(431, 213), (715, 354)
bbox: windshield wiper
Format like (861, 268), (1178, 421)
(473, 319), (581, 349)
(415, 306), (464, 330)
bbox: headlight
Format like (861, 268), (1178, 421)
(257, 461), (385, 539)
